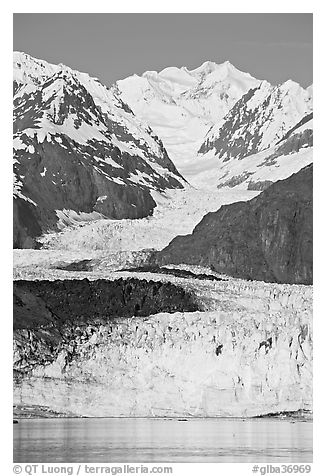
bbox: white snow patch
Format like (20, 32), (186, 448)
(128, 170), (154, 186)
(55, 209), (106, 230)
(293, 118), (313, 135)
(110, 135), (144, 158)
(13, 137), (27, 150)
(94, 155), (123, 169)
(23, 116), (109, 146)
(13, 173), (37, 206)
(96, 196), (107, 203)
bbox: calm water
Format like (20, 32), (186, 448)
(13, 417), (312, 463)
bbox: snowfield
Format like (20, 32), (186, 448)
(116, 60), (260, 173)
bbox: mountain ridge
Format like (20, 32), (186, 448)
(13, 52), (186, 248)
(198, 79), (312, 161)
(114, 60), (262, 169)
(114, 59), (312, 189)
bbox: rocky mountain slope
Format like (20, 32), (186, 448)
(115, 61), (260, 169)
(192, 113), (313, 190)
(199, 80), (312, 160)
(193, 81), (313, 189)
(13, 52), (185, 248)
(154, 165), (313, 285)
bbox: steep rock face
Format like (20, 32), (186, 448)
(13, 52), (185, 248)
(13, 278), (199, 334)
(115, 61), (260, 169)
(154, 165), (312, 284)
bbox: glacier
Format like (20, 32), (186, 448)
(13, 181), (312, 418)
(13, 54), (313, 420)
(14, 274), (312, 418)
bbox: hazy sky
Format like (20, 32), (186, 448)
(13, 13), (313, 87)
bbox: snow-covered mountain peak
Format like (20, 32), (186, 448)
(13, 51), (313, 203)
(115, 60), (261, 169)
(306, 84), (313, 104)
(248, 79), (312, 111)
(13, 51), (59, 86)
(158, 66), (195, 83)
(145, 60), (258, 89)
(184, 60), (258, 86)
(278, 79), (305, 96)
(141, 68), (196, 97)
(183, 60), (220, 77)
(199, 74), (313, 157)
(195, 70), (313, 191)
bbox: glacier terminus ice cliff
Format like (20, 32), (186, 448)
(13, 268), (312, 418)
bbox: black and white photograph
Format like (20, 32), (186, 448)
(11, 8), (315, 470)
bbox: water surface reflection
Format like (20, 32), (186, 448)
(13, 417), (312, 463)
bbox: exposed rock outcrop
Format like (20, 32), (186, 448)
(154, 165), (313, 284)
(14, 278), (199, 334)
